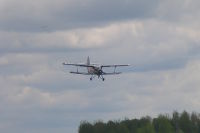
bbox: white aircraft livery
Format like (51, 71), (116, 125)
(63, 56), (130, 81)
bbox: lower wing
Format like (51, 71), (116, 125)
(70, 71), (91, 75)
(70, 71), (121, 75)
(101, 64), (130, 68)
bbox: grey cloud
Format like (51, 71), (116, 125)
(0, 0), (159, 32)
(1, 53), (200, 133)
(79, 20), (200, 72)
(0, 31), (96, 54)
(1, 0), (200, 32)
(1, 0), (200, 133)
(155, 0), (200, 21)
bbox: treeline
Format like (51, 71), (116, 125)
(79, 111), (200, 133)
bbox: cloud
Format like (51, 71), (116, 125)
(1, 0), (200, 32)
(0, 0), (159, 32)
(1, 0), (200, 133)
(156, 0), (200, 21)
(97, 59), (200, 117)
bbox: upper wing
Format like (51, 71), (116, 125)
(101, 64), (130, 68)
(101, 64), (130, 75)
(102, 72), (122, 75)
(63, 62), (95, 68)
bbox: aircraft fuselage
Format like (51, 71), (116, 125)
(87, 66), (102, 76)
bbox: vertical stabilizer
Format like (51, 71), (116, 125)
(87, 56), (91, 73)
(87, 56), (90, 65)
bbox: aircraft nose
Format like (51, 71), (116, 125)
(99, 69), (103, 73)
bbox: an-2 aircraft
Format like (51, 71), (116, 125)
(62, 57), (130, 81)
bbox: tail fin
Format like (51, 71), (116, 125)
(87, 56), (90, 65)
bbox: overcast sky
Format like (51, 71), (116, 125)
(1, 0), (200, 133)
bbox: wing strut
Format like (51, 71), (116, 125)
(114, 66), (116, 73)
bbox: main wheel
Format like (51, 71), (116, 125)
(102, 78), (105, 81)
(90, 77), (92, 81)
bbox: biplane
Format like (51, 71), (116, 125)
(63, 57), (130, 81)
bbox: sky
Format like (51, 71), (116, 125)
(1, 0), (200, 132)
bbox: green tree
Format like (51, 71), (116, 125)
(79, 121), (94, 133)
(116, 123), (129, 133)
(93, 121), (106, 133)
(153, 115), (174, 133)
(122, 119), (139, 133)
(191, 112), (199, 132)
(78, 111), (200, 133)
(137, 122), (155, 133)
(179, 111), (192, 132)
(171, 111), (180, 132)
(106, 121), (117, 133)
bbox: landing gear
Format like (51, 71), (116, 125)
(90, 75), (95, 81)
(90, 74), (105, 81)
(99, 75), (105, 81)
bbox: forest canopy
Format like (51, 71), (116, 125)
(79, 111), (200, 133)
